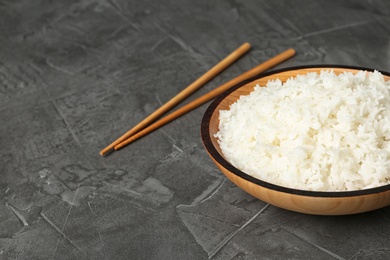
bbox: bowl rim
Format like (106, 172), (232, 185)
(201, 64), (390, 198)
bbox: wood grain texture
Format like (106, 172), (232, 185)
(204, 67), (390, 215)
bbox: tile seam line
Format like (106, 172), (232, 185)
(208, 203), (270, 259)
(28, 62), (83, 149)
(283, 227), (346, 260)
(302, 19), (375, 38)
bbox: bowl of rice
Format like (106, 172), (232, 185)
(201, 65), (390, 215)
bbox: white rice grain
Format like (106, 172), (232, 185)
(215, 70), (390, 191)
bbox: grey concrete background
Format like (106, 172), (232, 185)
(1, 0), (390, 259)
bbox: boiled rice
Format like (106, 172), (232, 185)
(215, 70), (390, 191)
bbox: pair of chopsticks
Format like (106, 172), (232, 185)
(100, 43), (295, 156)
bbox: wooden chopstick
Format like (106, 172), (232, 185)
(114, 48), (296, 151)
(100, 42), (251, 156)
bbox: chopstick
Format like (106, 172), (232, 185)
(114, 48), (296, 151)
(100, 42), (251, 156)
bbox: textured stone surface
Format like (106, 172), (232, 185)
(1, 0), (390, 259)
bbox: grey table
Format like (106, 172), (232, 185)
(1, 0), (390, 259)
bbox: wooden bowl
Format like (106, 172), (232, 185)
(201, 65), (390, 215)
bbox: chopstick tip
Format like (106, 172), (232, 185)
(288, 48), (296, 56)
(243, 42), (251, 48)
(100, 147), (114, 156)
